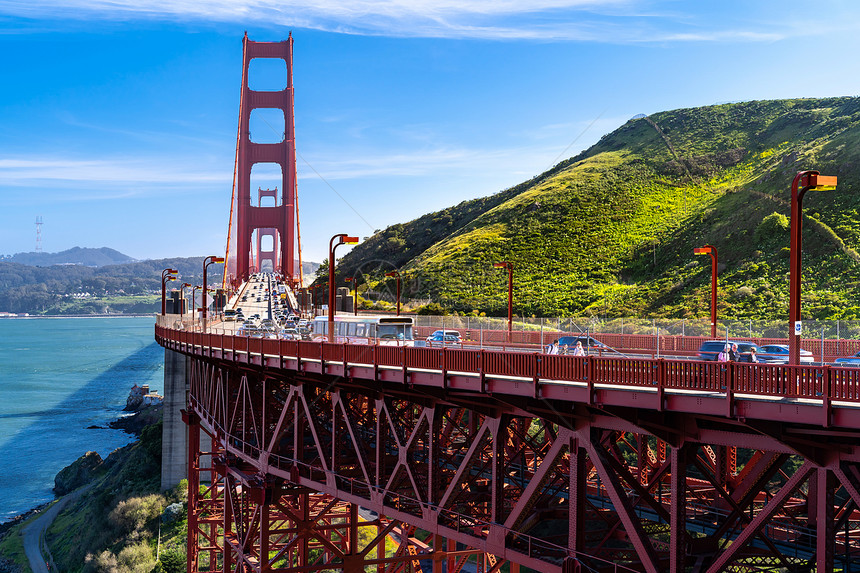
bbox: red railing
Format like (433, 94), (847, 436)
(155, 325), (860, 406)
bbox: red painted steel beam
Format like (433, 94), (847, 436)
(583, 431), (661, 573)
(669, 444), (688, 572)
(706, 460), (815, 572)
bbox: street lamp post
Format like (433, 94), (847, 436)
(385, 271), (401, 316)
(789, 171), (837, 364)
(694, 245), (718, 338)
(345, 276), (359, 316)
(161, 268), (178, 316)
(202, 256), (225, 329)
(308, 285), (318, 315)
(493, 262), (513, 336)
(192, 285), (201, 321)
(328, 234), (359, 340)
(179, 282), (192, 317)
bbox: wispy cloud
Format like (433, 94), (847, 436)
(0, 0), (834, 43)
(297, 141), (575, 181)
(0, 157), (231, 199)
(0, 137), (573, 198)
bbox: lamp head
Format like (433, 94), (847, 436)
(385, 271), (398, 278)
(343, 236), (359, 245)
(693, 248), (709, 255)
(493, 262), (511, 269)
(807, 173), (837, 191)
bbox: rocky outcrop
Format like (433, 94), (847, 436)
(109, 403), (163, 436)
(53, 451), (103, 495)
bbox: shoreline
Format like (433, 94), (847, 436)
(0, 405), (159, 528)
(0, 314), (156, 320)
(0, 500), (54, 535)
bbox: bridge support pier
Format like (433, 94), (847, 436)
(161, 348), (188, 490)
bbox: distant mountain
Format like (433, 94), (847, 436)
(5, 247), (136, 268)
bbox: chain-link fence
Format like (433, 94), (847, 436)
(412, 316), (860, 340)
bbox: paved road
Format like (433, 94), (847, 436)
(21, 486), (90, 573)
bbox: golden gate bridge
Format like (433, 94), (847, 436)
(154, 34), (860, 572)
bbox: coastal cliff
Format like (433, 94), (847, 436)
(0, 406), (187, 573)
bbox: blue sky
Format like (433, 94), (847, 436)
(2, 1), (860, 264)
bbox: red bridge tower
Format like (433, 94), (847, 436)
(229, 33), (298, 285)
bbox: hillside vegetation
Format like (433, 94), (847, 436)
(0, 257), (220, 315)
(333, 97), (860, 320)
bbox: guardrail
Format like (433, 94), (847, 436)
(156, 324), (860, 405)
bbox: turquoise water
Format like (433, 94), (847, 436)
(0, 317), (164, 522)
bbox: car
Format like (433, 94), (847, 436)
(697, 340), (769, 362)
(278, 328), (301, 340)
(556, 336), (607, 353)
(426, 333), (462, 347)
(223, 309), (237, 321)
(758, 344), (815, 364)
(428, 329), (461, 339)
(835, 351), (860, 367)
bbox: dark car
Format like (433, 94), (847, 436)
(556, 336), (607, 353)
(758, 344), (814, 364)
(697, 340), (770, 362)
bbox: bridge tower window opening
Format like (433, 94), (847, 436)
(248, 57), (287, 92)
(249, 164), (283, 207)
(249, 108), (285, 144)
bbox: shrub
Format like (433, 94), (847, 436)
(116, 542), (155, 573)
(157, 547), (185, 573)
(109, 494), (165, 537)
(755, 212), (789, 242)
(85, 550), (117, 573)
(416, 303), (447, 316)
(734, 286), (754, 299)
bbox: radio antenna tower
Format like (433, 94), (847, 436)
(35, 216), (43, 253)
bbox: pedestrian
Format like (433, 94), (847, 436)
(749, 347), (758, 363)
(572, 341), (586, 356)
(729, 343), (740, 362)
(546, 339), (558, 354)
(717, 344), (730, 362)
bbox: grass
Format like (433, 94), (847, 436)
(0, 512), (35, 572)
(328, 96), (860, 320)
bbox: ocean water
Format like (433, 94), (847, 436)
(0, 316), (164, 522)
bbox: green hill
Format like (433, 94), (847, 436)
(0, 256), (222, 315)
(332, 97), (860, 320)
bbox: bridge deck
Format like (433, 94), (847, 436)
(157, 320), (860, 431)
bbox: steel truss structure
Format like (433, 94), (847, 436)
(175, 347), (860, 573)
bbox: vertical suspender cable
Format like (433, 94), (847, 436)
(223, 34), (249, 290)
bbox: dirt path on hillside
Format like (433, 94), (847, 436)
(21, 486), (90, 573)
